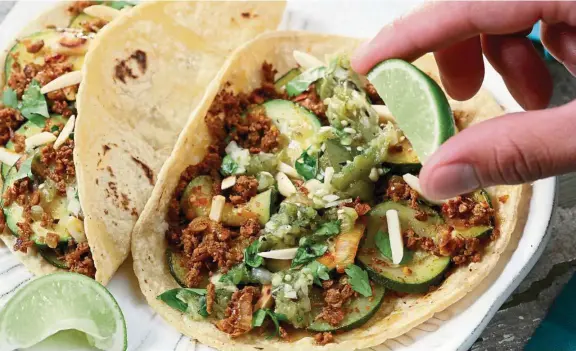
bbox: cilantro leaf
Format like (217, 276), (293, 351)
(295, 149), (317, 181)
(20, 80), (49, 125)
(198, 296), (209, 318)
(292, 242), (327, 267)
(375, 230), (413, 264)
(220, 155), (239, 176)
(252, 309), (287, 337)
(375, 230), (393, 260)
(252, 309), (267, 327)
(286, 66), (326, 97)
(244, 240), (263, 268)
(2, 88), (18, 109)
(345, 264), (372, 297)
(156, 288), (207, 313)
(305, 261), (331, 286)
(220, 263), (254, 285)
(313, 220), (341, 239)
(14, 157), (34, 181)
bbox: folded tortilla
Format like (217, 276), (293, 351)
(131, 31), (529, 350)
(0, 1), (286, 284)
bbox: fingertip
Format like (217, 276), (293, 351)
(351, 40), (373, 74)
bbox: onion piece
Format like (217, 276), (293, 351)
(209, 195), (226, 222)
(66, 216), (87, 243)
(258, 248), (298, 260)
(385, 209), (404, 265)
(0, 147), (23, 167)
(402, 173), (445, 205)
(221, 175), (237, 190)
(25, 132), (56, 150)
(40, 71), (82, 95)
(293, 50), (324, 70)
(83, 5), (121, 22)
(54, 115), (76, 150)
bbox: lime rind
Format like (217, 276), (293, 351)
(367, 59), (455, 162)
(0, 273), (127, 351)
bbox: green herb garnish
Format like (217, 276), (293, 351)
(375, 230), (413, 264)
(20, 80), (49, 126)
(220, 155), (239, 176)
(14, 157), (34, 181)
(286, 66), (326, 97)
(156, 288), (207, 313)
(295, 149), (317, 181)
(305, 261), (331, 286)
(2, 88), (18, 109)
(345, 264), (372, 297)
(244, 240), (263, 268)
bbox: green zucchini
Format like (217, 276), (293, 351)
(383, 138), (422, 174)
(308, 284), (385, 332)
(274, 68), (302, 90)
(357, 201), (450, 293)
(181, 176), (275, 226)
(446, 190), (494, 240)
(167, 249), (188, 287)
(39, 247), (68, 269)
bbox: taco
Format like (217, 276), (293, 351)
(0, 1), (286, 284)
(131, 31), (527, 350)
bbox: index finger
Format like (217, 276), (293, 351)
(351, 1), (572, 74)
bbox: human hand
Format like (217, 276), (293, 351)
(352, 1), (576, 200)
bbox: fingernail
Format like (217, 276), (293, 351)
(421, 163), (480, 200)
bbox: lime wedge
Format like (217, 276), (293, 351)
(0, 273), (126, 351)
(367, 59), (455, 162)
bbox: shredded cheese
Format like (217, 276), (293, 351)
(54, 115), (76, 150)
(276, 172), (297, 197)
(258, 248), (298, 259)
(293, 50), (324, 70)
(385, 209), (404, 264)
(209, 195), (226, 222)
(25, 132), (56, 150)
(221, 175), (237, 190)
(40, 71), (82, 95)
(83, 5), (121, 21)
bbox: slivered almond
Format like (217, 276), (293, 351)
(258, 248), (298, 259)
(385, 209), (404, 265)
(402, 173), (446, 205)
(25, 132), (56, 150)
(293, 50), (324, 70)
(54, 115), (76, 150)
(83, 5), (121, 22)
(276, 172), (296, 197)
(0, 147), (22, 167)
(41, 71), (82, 95)
(278, 162), (300, 179)
(209, 195), (226, 222)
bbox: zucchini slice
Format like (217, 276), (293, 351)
(4, 30), (84, 83)
(2, 163), (73, 247)
(181, 176), (274, 226)
(445, 190), (494, 240)
(357, 201), (450, 293)
(69, 13), (95, 30)
(274, 68), (302, 90)
(308, 284), (385, 332)
(384, 137), (421, 174)
(1, 116), (68, 179)
(167, 249), (188, 287)
(39, 247), (68, 269)
(263, 99), (321, 163)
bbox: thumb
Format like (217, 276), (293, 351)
(419, 101), (576, 200)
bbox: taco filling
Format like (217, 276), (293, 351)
(156, 53), (497, 343)
(0, 1), (134, 278)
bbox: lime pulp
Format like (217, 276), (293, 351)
(367, 59), (455, 162)
(0, 272), (127, 351)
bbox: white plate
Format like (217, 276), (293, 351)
(0, 1), (557, 351)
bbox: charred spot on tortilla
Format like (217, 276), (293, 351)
(131, 208), (139, 217)
(241, 12), (258, 18)
(102, 144), (111, 155)
(106, 165), (115, 178)
(121, 193), (130, 211)
(114, 50), (147, 83)
(131, 156), (154, 185)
